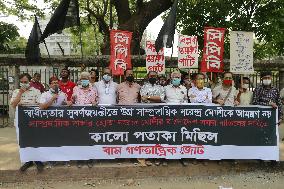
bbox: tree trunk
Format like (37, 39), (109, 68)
(99, 0), (173, 55)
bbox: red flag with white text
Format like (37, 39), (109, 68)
(201, 27), (225, 72)
(110, 30), (132, 75)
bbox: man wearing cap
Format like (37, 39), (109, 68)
(252, 71), (282, 122)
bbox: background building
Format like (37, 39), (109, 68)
(38, 17), (75, 56)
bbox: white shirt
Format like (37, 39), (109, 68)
(280, 88), (284, 99)
(10, 87), (41, 106)
(212, 85), (237, 106)
(164, 84), (187, 103)
(39, 90), (67, 106)
(94, 80), (118, 104)
(188, 87), (212, 103)
(236, 90), (253, 105)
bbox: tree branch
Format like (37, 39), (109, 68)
(112, 0), (131, 25)
(84, 7), (109, 35)
(136, 0), (144, 13)
(119, 0), (173, 31)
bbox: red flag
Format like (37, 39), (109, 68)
(109, 30), (132, 76)
(201, 27), (226, 72)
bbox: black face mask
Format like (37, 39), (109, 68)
(149, 77), (157, 84)
(126, 76), (134, 82)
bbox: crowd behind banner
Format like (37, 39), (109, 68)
(11, 67), (284, 172)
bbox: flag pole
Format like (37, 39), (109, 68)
(43, 40), (51, 59)
(79, 26), (84, 60)
(36, 15), (50, 59)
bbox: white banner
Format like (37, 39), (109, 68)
(19, 145), (279, 162)
(145, 40), (165, 74)
(230, 31), (254, 74)
(178, 35), (198, 69)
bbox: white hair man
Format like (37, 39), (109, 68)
(164, 71), (188, 103)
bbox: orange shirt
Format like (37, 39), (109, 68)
(117, 82), (140, 105)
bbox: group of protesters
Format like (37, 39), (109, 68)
(10, 67), (284, 172)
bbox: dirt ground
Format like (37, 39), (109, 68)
(1, 171), (284, 189)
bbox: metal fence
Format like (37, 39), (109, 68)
(0, 67), (9, 127)
(0, 65), (281, 127)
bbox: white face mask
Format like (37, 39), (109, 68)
(20, 83), (30, 89)
(263, 79), (271, 86)
(242, 84), (249, 89)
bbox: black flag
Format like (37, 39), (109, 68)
(25, 16), (42, 64)
(155, 0), (179, 53)
(40, 0), (80, 41)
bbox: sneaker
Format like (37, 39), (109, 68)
(87, 160), (93, 168)
(35, 161), (44, 172)
(162, 161), (168, 166)
(20, 162), (33, 172)
(155, 160), (161, 166)
(180, 159), (189, 167)
(77, 161), (84, 168)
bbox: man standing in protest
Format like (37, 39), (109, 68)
(89, 69), (99, 87)
(10, 73), (44, 172)
(252, 71), (282, 122)
(117, 68), (140, 105)
(140, 71), (165, 104)
(94, 67), (118, 104)
(235, 77), (253, 105)
(140, 71), (165, 166)
(186, 73), (212, 166)
(212, 72), (237, 106)
(164, 71), (187, 103)
(30, 73), (45, 93)
(39, 76), (72, 109)
(59, 68), (76, 101)
(72, 72), (97, 168)
(188, 73), (212, 104)
(72, 72), (98, 106)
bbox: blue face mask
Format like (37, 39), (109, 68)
(172, 78), (181, 86)
(103, 74), (111, 82)
(81, 79), (89, 87)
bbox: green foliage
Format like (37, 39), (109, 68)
(0, 21), (19, 52)
(6, 37), (27, 54)
(176, 0), (284, 60)
(69, 18), (104, 56)
(0, 0), (44, 20)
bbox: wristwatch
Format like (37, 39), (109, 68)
(147, 96), (151, 100)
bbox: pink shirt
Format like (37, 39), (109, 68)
(117, 82), (140, 105)
(72, 86), (98, 105)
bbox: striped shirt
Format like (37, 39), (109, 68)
(10, 87), (41, 106)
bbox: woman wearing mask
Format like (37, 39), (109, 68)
(10, 73), (44, 172)
(212, 72), (237, 106)
(235, 77), (253, 105)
